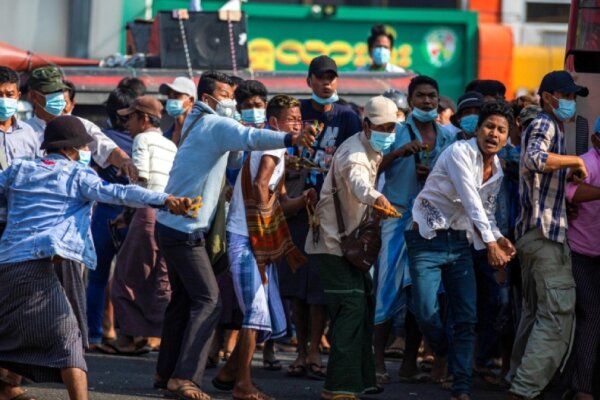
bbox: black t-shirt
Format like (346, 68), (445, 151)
(298, 99), (362, 191)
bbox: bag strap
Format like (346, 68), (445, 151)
(330, 163), (347, 239)
(180, 111), (207, 146)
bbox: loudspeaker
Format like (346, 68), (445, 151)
(157, 11), (249, 70)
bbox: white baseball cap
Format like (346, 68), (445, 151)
(364, 95), (398, 125)
(159, 77), (196, 98)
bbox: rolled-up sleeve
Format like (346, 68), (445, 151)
(81, 118), (118, 168)
(132, 135), (150, 180)
(523, 118), (553, 173)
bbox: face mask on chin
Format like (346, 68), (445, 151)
(412, 107), (438, 123)
(311, 92), (339, 106)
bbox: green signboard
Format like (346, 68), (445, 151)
(135, 1), (477, 99)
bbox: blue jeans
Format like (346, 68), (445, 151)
(405, 229), (477, 396)
(86, 203), (125, 345)
(472, 247), (511, 368)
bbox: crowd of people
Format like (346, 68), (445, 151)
(0, 24), (599, 400)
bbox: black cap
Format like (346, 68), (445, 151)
(41, 115), (94, 150)
(308, 55), (338, 78)
(538, 70), (589, 97)
(451, 91), (484, 128)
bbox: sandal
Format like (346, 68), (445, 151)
(320, 391), (359, 400)
(286, 364), (307, 377)
(169, 383), (211, 400)
(9, 393), (37, 400)
(262, 359), (282, 371)
(95, 341), (151, 356)
(376, 371), (390, 385)
(307, 363), (327, 380)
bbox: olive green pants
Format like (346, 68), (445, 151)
(314, 253), (377, 395)
(509, 229), (576, 399)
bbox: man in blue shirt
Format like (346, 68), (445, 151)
(154, 71), (315, 400)
(0, 115), (191, 400)
(86, 87), (137, 349)
(374, 75), (455, 385)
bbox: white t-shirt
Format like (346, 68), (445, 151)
(227, 149), (287, 237)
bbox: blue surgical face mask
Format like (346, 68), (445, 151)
(369, 130), (396, 153)
(459, 114), (479, 134)
(241, 108), (266, 125)
(552, 96), (576, 121)
(166, 99), (185, 117)
(412, 107), (438, 123)
(372, 47), (391, 66)
(75, 148), (92, 166)
(0, 97), (18, 122)
(44, 92), (67, 116)
(311, 92), (339, 106)
(233, 110), (242, 122)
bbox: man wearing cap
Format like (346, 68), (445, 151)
(0, 115), (191, 400)
(509, 71), (589, 400)
(109, 96), (178, 354)
(451, 91), (484, 141)
(305, 96), (397, 400)
(25, 67), (137, 179)
(374, 75), (455, 384)
(160, 77), (196, 146)
(437, 95), (456, 127)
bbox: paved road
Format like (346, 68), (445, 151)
(23, 350), (563, 400)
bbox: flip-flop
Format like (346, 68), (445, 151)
(262, 359), (282, 371)
(286, 364), (307, 377)
(169, 384), (211, 400)
(95, 341), (151, 356)
(376, 371), (390, 385)
(307, 363), (326, 380)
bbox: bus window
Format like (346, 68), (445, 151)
(575, 1), (600, 50)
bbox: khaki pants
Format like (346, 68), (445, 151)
(509, 229), (576, 399)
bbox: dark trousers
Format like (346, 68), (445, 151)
(156, 223), (222, 385)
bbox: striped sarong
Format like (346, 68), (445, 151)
(0, 260), (86, 383)
(228, 232), (286, 343)
(373, 212), (413, 325)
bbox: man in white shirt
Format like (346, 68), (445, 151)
(405, 101), (516, 400)
(25, 67), (137, 179)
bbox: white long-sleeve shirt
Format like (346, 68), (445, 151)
(132, 128), (177, 192)
(411, 138), (504, 250)
(27, 115), (118, 168)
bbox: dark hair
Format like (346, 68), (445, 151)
(229, 75), (244, 88)
(476, 100), (514, 129)
(0, 66), (20, 87)
(367, 24), (394, 49)
(197, 71), (232, 98)
(465, 79), (506, 98)
(266, 94), (300, 119)
(105, 88), (137, 131)
(408, 75), (439, 99)
(234, 80), (268, 106)
(63, 80), (76, 102)
(134, 111), (161, 128)
(117, 77), (146, 97)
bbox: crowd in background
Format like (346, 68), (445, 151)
(0, 23), (599, 400)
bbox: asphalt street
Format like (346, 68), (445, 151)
(22, 350), (563, 400)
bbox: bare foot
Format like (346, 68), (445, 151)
(431, 355), (448, 383)
(0, 382), (27, 400)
